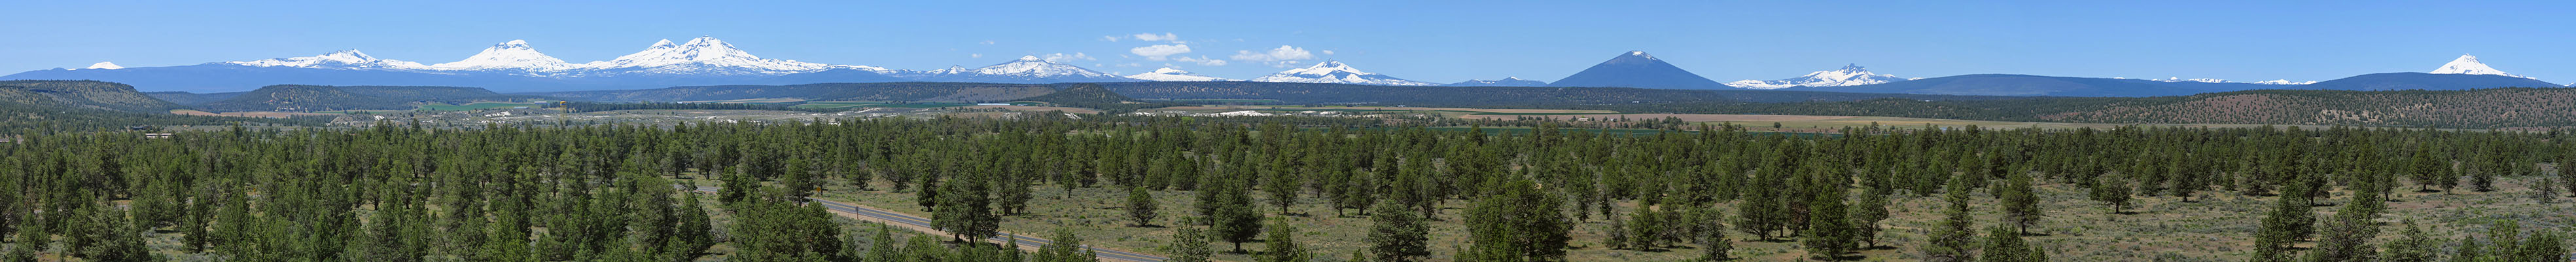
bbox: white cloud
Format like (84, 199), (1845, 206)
(1101, 35), (1121, 41)
(1133, 33), (1178, 42)
(1041, 52), (1095, 62)
(1130, 44), (1192, 60)
(970, 54), (982, 58)
(1173, 56), (1227, 66)
(980, 40), (996, 45)
(1229, 45), (1315, 62)
(1322, 50), (1335, 55)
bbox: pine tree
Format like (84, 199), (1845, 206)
(2379, 221), (2439, 262)
(1034, 229), (1095, 262)
(1265, 160), (1301, 215)
(2101, 174), (2140, 215)
(2517, 231), (2564, 262)
(1260, 219), (1312, 262)
(2000, 167), (2042, 234)
(1366, 200), (1430, 262)
(1700, 219), (1734, 261)
(1924, 174), (1980, 262)
(1850, 189), (1890, 248)
(1169, 217), (1216, 262)
(2535, 178), (2562, 204)
(2250, 179), (2317, 262)
(5, 229), (40, 262)
(1802, 168), (1856, 260)
(2305, 186), (2385, 262)
(869, 225), (901, 262)
(1980, 227), (2041, 262)
(82, 208), (153, 262)
(2449, 237), (2484, 262)
(1460, 179), (1571, 262)
(1127, 187), (1159, 227)
(932, 169), (998, 242)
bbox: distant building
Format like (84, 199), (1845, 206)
(143, 133), (174, 139)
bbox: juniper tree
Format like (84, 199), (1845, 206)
(1127, 186), (1159, 227)
(2091, 174), (2134, 214)
(1260, 219), (1312, 262)
(1366, 200), (1430, 262)
(2380, 220), (2439, 262)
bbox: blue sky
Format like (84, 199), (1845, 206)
(4, 1), (2570, 84)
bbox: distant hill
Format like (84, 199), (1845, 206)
(1790, 74), (2279, 97)
(0, 81), (321, 132)
(1604, 87), (2576, 129)
(1548, 51), (1729, 89)
(0, 80), (186, 113)
(195, 84), (547, 112)
(144, 91), (243, 105)
(2292, 73), (2561, 91)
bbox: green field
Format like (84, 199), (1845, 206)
(417, 102), (538, 111)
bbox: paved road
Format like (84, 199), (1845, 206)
(690, 186), (1169, 262)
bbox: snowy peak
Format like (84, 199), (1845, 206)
(1725, 64), (1909, 89)
(1249, 60), (1436, 86)
(84, 62), (122, 69)
(2429, 54), (2525, 79)
(936, 56), (1120, 79)
(1125, 67), (1236, 82)
(431, 39), (573, 71)
(224, 50), (429, 69)
(578, 36), (875, 75)
(1447, 77), (1548, 86)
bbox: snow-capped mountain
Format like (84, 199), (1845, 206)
(1725, 64), (1908, 89)
(83, 62), (122, 69)
(908, 56), (1135, 83)
(1125, 67), (1235, 82)
(2145, 77), (2228, 83)
(1447, 77), (1547, 86)
(224, 50), (430, 70)
(1248, 61), (1438, 86)
(2429, 54), (2525, 79)
(429, 39), (574, 72)
(578, 36), (883, 76)
(2115, 77), (2315, 85)
(1549, 51), (1728, 89)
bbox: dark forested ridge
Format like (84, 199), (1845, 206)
(1, 116), (2569, 261)
(193, 84), (549, 112)
(0, 81), (321, 133)
(0, 80), (185, 113)
(1017, 84), (1182, 113)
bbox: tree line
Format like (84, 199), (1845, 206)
(3, 115), (2572, 261)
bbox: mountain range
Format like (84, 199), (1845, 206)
(7, 36), (2566, 96)
(1447, 77), (1547, 86)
